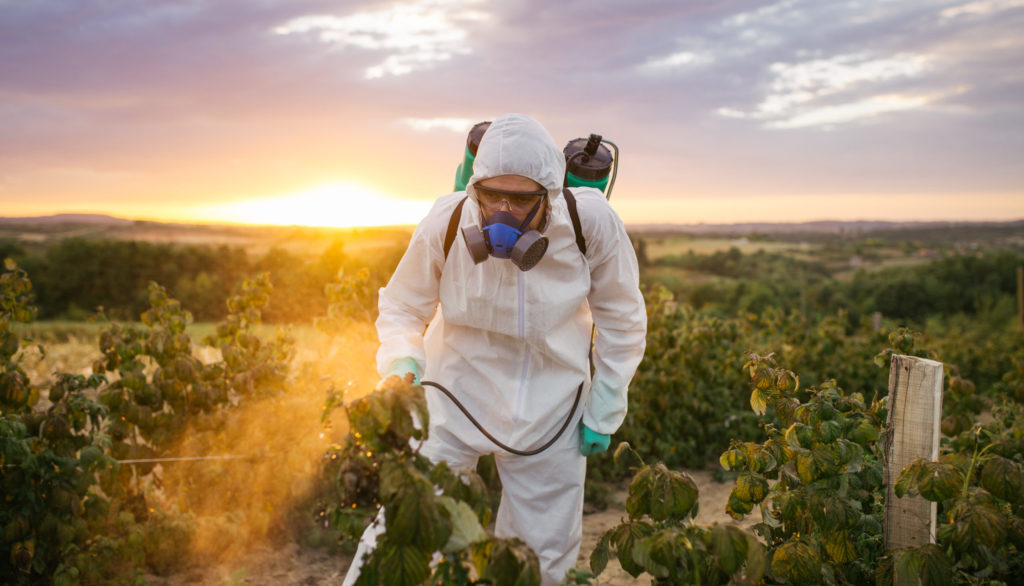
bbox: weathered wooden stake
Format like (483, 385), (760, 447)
(884, 354), (943, 551)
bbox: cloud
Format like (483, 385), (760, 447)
(398, 117), (476, 132)
(766, 93), (934, 129)
(273, 0), (490, 79)
(941, 0), (1024, 20)
(637, 51), (711, 73)
(716, 52), (937, 127)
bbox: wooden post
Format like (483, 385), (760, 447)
(884, 354), (943, 551)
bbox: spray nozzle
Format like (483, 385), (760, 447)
(583, 134), (603, 160)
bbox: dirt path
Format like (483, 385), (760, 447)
(148, 469), (750, 585)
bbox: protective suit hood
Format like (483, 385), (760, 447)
(467, 113), (565, 203)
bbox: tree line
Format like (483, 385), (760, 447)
(644, 246), (1024, 326)
(0, 237), (406, 323)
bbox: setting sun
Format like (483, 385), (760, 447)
(194, 182), (433, 228)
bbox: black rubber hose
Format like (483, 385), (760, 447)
(420, 380), (583, 456)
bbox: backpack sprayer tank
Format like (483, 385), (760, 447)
(563, 134), (617, 199)
(453, 121), (492, 191)
(453, 123), (618, 200)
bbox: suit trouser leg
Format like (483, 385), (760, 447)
(494, 424), (586, 586)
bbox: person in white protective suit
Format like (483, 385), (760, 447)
(343, 113), (647, 586)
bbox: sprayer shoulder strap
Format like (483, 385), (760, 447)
(442, 190), (586, 260)
(443, 196), (469, 260)
(562, 187), (587, 255)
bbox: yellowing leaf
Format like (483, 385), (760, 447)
(750, 388), (768, 415)
(734, 472), (769, 503)
(770, 540), (819, 584)
(823, 530), (857, 563)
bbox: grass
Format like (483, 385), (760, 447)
(643, 236), (814, 261)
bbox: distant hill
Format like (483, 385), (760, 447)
(2, 213), (1021, 237)
(628, 219), (1024, 235)
(0, 213), (133, 226)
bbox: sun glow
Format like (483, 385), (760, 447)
(196, 182), (432, 228)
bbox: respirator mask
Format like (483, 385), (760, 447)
(461, 183), (549, 271)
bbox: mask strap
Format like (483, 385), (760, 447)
(518, 195), (546, 230)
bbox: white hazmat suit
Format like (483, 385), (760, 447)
(345, 113), (647, 585)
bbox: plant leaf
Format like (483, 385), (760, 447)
(376, 544), (431, 586)
(980, 455), (1024, 504)
(917, 461), (963, 502)
(770, 540), (819, 584)
(950, 496), (1006, 552)
(589, 534), (611, 576)
(750, 387), (769, 416)
(892, 544), (952, 586)
(610, 521), (656, 578)
(710, 524), (748, 575)
(648, 464), (698, 521)
(438, 496), (487, 554)
(479, 538), (541, 586)
(734, 472), (769, 504)
(822, 530), (857, 563)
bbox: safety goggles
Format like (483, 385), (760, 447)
(473, 183), (547, 214)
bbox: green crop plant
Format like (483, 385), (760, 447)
(588, 442), (765, 584)
(323, 374), (542, 585)
(883, 399), (1024, 585)
(720, 351), (887, 584)
(1, 260), (118, 583)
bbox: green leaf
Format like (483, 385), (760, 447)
(818, 420), (841, 444)
(770, 540), (819, 584)
(438, 496), (487, 553)
(895, 459), (928, 498)
(648, 464), (698, 521)
(376, 544), (431, 586)
(632, 528), (688, 579)
(816, 493), (859, 531)
(740, 532), (767, 586)
(950, 496), (1006, 552)
(610, 521), (656, 577)
(917, 461), (963, 503)
(892, 544), (952, 586)
(626, 466), (654, 520)
(478, 538), (541, 586)
(589, 534), (611, 575)
(710, 524), (748, 575)
(979, 454), (1024, 503)
(386, 476), (452, 551)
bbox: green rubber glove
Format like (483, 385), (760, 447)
(384, 357), (421, 385)
(580, 424), (610, 457)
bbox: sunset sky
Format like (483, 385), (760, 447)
(2, 0), (1023, 228)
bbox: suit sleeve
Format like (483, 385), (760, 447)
(375, 195), (460, 377)
(577, 190), (648, 435)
